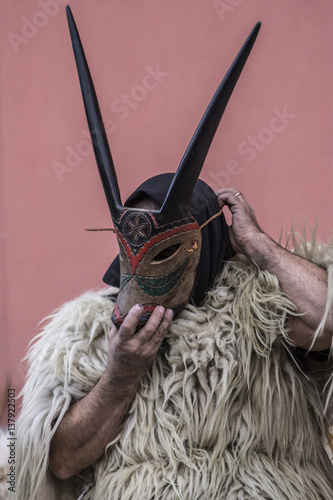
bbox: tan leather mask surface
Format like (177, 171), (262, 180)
(112, 224), (202, 327)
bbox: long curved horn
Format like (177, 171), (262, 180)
(66, 5), (122, 218)
(161, 22), (261, 219)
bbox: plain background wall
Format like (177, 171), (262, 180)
(1, 0), (333, 420)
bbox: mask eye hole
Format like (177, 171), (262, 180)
(152, 244), (182, 263)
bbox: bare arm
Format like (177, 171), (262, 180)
(217, 188), (332, 351)
(49, 304), (173, 480)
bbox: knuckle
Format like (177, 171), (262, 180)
(142, 345), (152, 357)
(160, 320), (169, 333)
(143, 324), (156, 337)
(154, 333), (164, 345)
(157, 323), (168, 338)
(119, 323), (132, 336)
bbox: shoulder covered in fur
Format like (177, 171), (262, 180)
(15, 287), (118, 500)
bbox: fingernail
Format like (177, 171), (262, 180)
(136, 304), (143, 310)
(158, 306), (165, 314)
(167, 309), (174, 319)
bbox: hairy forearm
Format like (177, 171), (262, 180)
(217, 188), (333, 350)
(49, 304), (172, 480)
(49, 370), (139, 480)
(247, 233), (332, 348)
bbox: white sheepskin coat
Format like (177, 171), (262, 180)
(14, 233), (333, 500)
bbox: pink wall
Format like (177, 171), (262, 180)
(1, 0), (333, 415)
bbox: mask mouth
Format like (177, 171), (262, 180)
(111, 303), (186, 332)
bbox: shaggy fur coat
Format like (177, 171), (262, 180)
(15, 231), (333, 500)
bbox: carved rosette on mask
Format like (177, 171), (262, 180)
(66, 6), (261, 327)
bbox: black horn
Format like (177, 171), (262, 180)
(161, 22), (261, 219)
(66, 5), (122, 219)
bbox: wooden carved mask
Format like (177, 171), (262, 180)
(66, 7), (260, 327)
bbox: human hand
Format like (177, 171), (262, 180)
(106, 305), (173, 386)
(216, 187), (263, 257)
